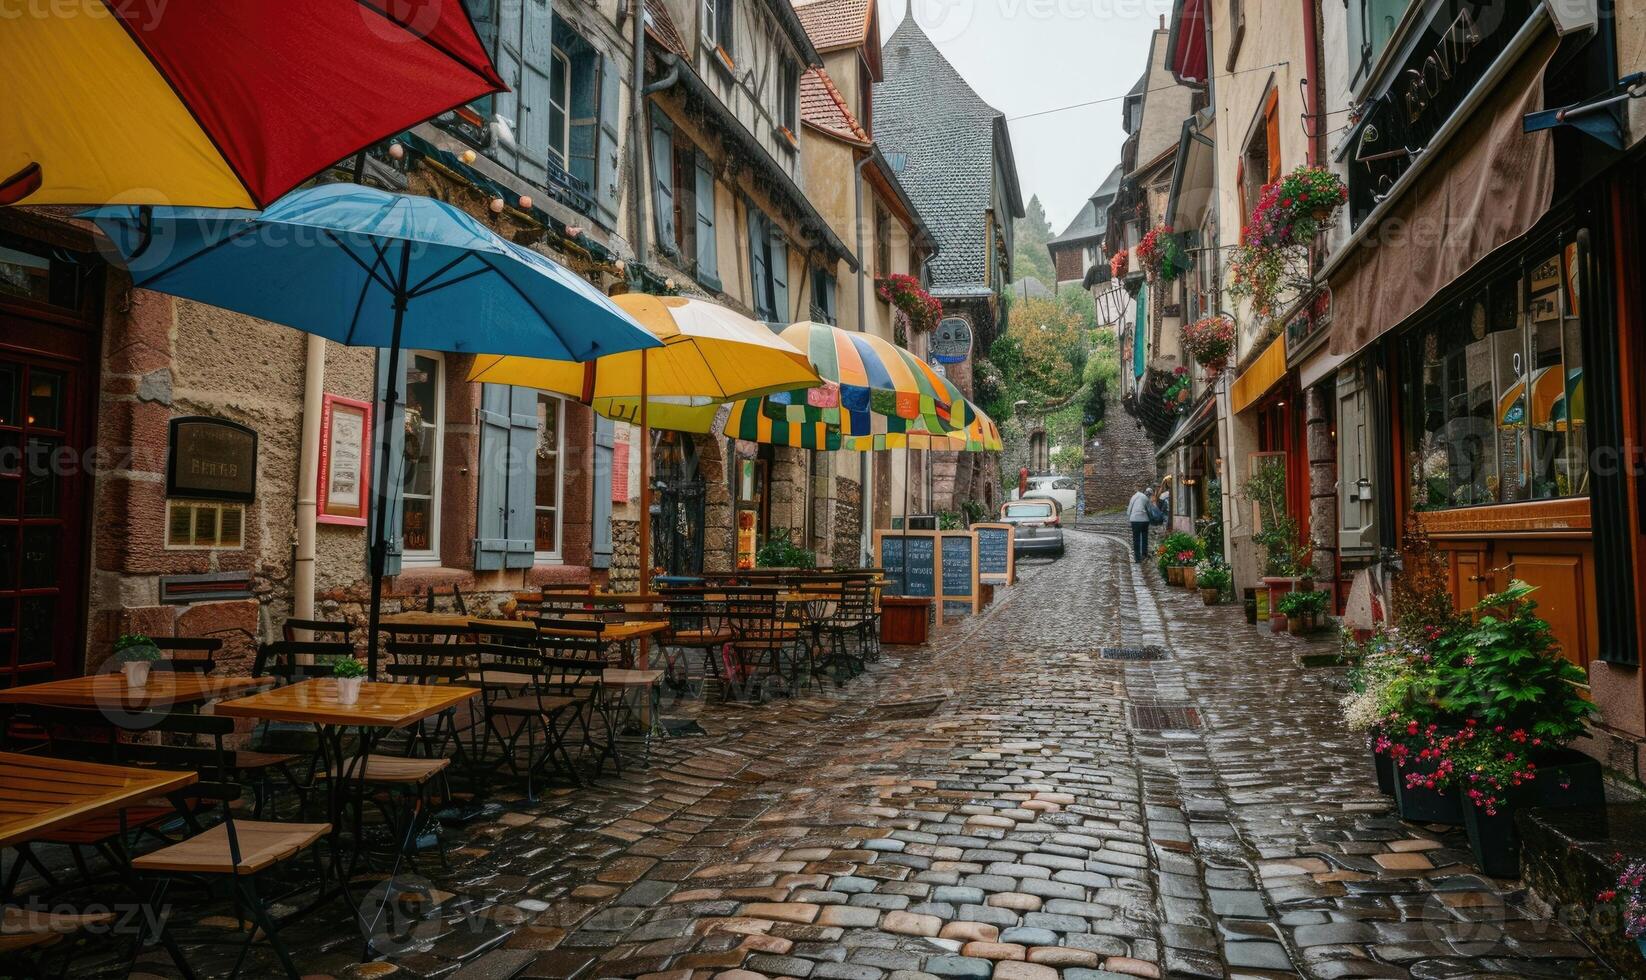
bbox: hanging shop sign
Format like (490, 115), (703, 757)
(932, 316), (973, 364)
(167, 416), (257, 501)
(317, 394), (371, 526)
(1346, 0), (1537, 225)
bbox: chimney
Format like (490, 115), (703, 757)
(1158, 13), (1164, 28)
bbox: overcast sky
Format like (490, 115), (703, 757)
(875, 0), (1169, 232)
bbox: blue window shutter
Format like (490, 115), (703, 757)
(747, 206), (769, 319)
(651, 107), (675, 253)
(371, 351), (407, 577)
(592, 415), (615, 569)
(596, 53), (622, 227)
(503, 386), (539, 568)
(568, 47), (599, 192)
(768, 228), (789, 325)
(474, 383), (512, 571)
(695, 153), (719, 286)
(516, 0), (555, 185)
(492, 0), (524, 170)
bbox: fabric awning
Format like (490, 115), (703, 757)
(1156, 394), (1218, 458)
(1328, 34), (1557, 356)
(1231, 337), (1288, 414)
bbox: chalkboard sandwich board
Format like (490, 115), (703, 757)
(938, 530), (980, 614)
(874, 530), (937, 599)
(973, 523), (1015, 585)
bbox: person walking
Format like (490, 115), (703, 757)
(1127, 485), (1153, 563)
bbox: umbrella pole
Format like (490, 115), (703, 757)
(902, 448), (910, 592)
(366, 245), (412, 680)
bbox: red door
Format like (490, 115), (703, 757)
(0, 312), (96, 687)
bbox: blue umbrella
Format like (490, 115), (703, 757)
(86, 183), (659, 674)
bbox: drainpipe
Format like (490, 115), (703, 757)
(854, 152), (872, 330)
(293, 333), (326, 625)
(855, 151), (876, 563)
(1301, 0), (1324, 165)
(630, 1), (650, 269)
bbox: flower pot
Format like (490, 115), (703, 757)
(1167, 566), (1184, 586)
(1286, 615), (1304, 635)
(1263, 577), (1296, 632)
(1201, 587), (1221, 605)
(336, 676), (364, 705)
(1531, 747), (1605, 810)
(1461, 789), (1529, 878)
(121, 660), (151, 689)
(1394, 757), (1465, 825)
(1182, 566), (1198, 590)
(1373, 748), (1396, 796)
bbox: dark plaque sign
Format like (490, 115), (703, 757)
(932, 316), (973, 364)
(167, 417), (257, 501)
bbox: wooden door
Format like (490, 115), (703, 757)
(1504, 549), (1593, 670)
(1451, 545), (1492, 612)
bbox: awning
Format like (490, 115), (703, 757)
(1328, 34), (1558, 356)
(1165, 0), (1207, 84)
(1156, 394), (1218, 458)
(1231, 337), (1287, 414)
(1298, 345), (1347, 390)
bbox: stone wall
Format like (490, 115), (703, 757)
(609, 518), (641, 593)
(831, 476), (862, 567)
(1085, 386), (1159, 513)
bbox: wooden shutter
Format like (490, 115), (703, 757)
(492, 0), (524, 174)
(695, 153), (719, 286)
(371, 351), (407, 576)
(595, 53), (621, 227)
(1336, 368), (1375, 552)
(474, 383), (512, 570)
(516, 0), (555, 185)
(1264, 89), (1281, 184)
(747, 205), (769, 319)
(1236, 160), (1247, 226)
(592, 415), (615, 569)
(568, 48), (599, 192)
(768, 226), (789, 325)
(503, 386), (538, 568)
(650, 107), (676, 253)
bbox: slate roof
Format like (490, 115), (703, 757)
(1048, 164), (1123, 246)
(873, 16), (1016, 290)
(800, 66), (869, 144)
(793, 0), (874, 53)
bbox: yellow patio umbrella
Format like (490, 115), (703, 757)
(467, 294), (820, 593)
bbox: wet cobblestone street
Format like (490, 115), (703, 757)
(125, 526), (1611, 980)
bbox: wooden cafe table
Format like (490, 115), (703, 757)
(0, 672), (269, 713)
(214, 679), (476, 870)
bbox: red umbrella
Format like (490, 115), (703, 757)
(4, 0), (505, 207)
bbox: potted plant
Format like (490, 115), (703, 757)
(1196, 561), (1230, 604)
(1182, 315), (1235, 376)
(1109, 250), (1130, 279)
(1598, 861), (1646, 961)
(1179, 550), (1201, 589)
(332, 655), (367, 705)
(1277, 588), (1328, 633)
(1342, 623), (1465, 818)
(1156, 532), (1200, 585)
(756, 528), (817, 569)
(1242, 458), (1302, 632)
(1423, 582), (1597, 876)
(115, 633), (162, 688)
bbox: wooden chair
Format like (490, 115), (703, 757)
(148, 636), (223, 674)
(469, 620), (607, 799)
(33, 707), (334, 979)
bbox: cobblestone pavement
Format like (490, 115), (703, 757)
(116, 526), (1609, 979)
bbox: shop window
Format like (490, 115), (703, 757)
(0, 238), (86, 312)
(534, 393), (564, 559)
(401, 352), (444, 562)
(1403, 236), (1589, 511)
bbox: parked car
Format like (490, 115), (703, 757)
(1000, 499), (1064, 558)
(1012, 475), (1079, 514)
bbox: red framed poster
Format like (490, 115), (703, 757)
(317, 393), (371, 526)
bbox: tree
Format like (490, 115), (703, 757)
(1001, 296), (1086, 408)
(1012, 195), (1057, 287)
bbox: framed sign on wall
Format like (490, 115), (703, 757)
(167, 416), (257, 501)
(317, 394), (372, 526)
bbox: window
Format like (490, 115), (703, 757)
(811, 268), (837, 325)
(1241, 89), (1280, 217)
(1224, 0), (1246, 71)
(1402, 236), (1589, 511)
(703, 0), (733, 58)
(779, 59), (799, 138)
(400, 352), (443, 561)
(672, 145), (697, 262)
(1347, 0), (1413, 92)
(746, 205), (788, 324)
(547, 46), (570, 168)
(534, 393), (563, 558)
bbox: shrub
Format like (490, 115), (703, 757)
(1195, 561), (1231, 591)
(756, 528), (817, 569)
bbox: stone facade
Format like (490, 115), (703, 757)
(1084, 386), (1159, 513)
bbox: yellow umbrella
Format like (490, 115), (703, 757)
(467, 294), (820, 595)
(468, 294), (818, 402)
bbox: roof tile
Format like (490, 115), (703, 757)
(793, 0), (873, 52)
(800, 67), (869, 144)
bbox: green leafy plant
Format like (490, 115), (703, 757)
(115, 634), (160, 663)
(756, 528), (817, 569)
(1195, 561), (1231, 591)
(1242, 458), (1302, 576)
(937, 511), (965, 530)
(332, 656), (367, 679)
(1156, 531), (1201, 575)
(1277, 589), (1328, 616)
(1437, 582), (1593, 741)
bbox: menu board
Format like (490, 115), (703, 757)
(973, 523), (1014, 585)
(876, 531), (936, 597)
(938, 531), (980, 613)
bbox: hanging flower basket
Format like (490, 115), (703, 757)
(1109, 250), (1130, 279)
(875, 274), (942, 334)
(1136, 224), (1189, 282)
(1182, 314), (1235, 370)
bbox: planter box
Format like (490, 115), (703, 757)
(880, 597), (931, 646)
(1394, 757), (1464, 825)
(1373, 748), (1396, 796)
(1263, 576), (1295, 632)
(1462, 791), (1524, 877)
(1201, 587), (1221, 605)
(1532, 747), (1606, 809)
(1460, 748), (1608, 881)
(1167, 566), (1185, 586)
(1182, 566), (1198, 590)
